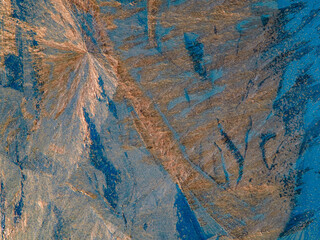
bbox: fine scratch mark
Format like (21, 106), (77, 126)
(217, 119), (244, 184)
(147, 0), (161, 46)
(0, 181), (5, 240)
(214, 142), (230, 187)
(260, 132), (276, 170)
(244, 116), (252, 159)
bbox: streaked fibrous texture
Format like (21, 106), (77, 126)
(0, 0), (320, 239)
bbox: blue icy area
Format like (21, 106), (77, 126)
(105, 0), (320, 238)
(0, 0), (320, 239)
(275, 0), (320, 239)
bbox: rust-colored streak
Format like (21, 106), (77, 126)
(147, 0), (161, 45)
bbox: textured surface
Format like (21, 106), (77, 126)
(0, 0), (320, 239)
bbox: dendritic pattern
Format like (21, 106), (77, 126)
(1, 0), (320, 239)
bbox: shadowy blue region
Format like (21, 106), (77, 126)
(107, 96), (119, 120)
(13, 174), (25, 223)
(275, 0), (320, 238)
(2, 25), (24, 92)
(273, 0), (320, 129)
(13, 196), (23, 222)
(186, 190), (229, 239)
(4, 54), (23, 92)
(92, 58), (117, 95)
(98, 76), (107, 100)
(9, 120), (28, 224)
(143, 222), (148, 231)
(98, 98), (182, 239)
(278, 1), (320, 34)
(183, 33), (207, 79)
(29, 59), (42, 106)
(260, 15), (271, 27)
(83, 109), (121, 210)
(20, 152), (56, 175)
(5, 0), (320, 238)
(0, 182), (5, 239)
(27, 30), (38, 47)
(11, 0), (27, 21)
(279, 144), (320, 239)
(277, 59), (301, 99)
(1, 93), (29, 226)
(273, 73), (320, 135)
(53, 206), (67, 240)
(175, 186), (206, 240)
(275, 37), (319, 101)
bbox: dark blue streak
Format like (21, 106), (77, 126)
(4, 54), (23, 92)
(0, 182), (5, 239)
(217, 119), (244, 184)
(107, 96), (118, 120)
(244, 117), (252, 159)
(98, 76), (107, 100)
(184, 88), (190, 103)
(53, 206), (68, 240)
(14, 177), (24, 223)
(184, 33), (207, 80)
(83, 109), (120, 209)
